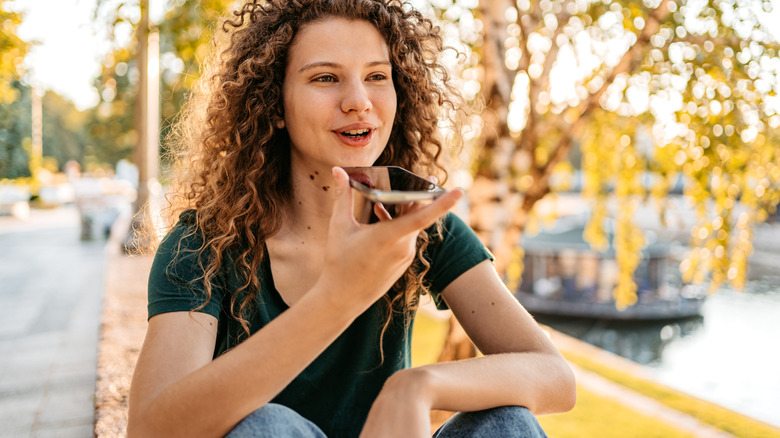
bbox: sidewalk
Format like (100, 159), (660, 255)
(0, 207), (105, 438)
(93, 249), (151, 437)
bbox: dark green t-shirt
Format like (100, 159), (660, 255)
(147, 211), (493, 437)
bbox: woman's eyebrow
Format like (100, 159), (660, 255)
(298, 60), (391, 73)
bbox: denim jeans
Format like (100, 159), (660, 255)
(225, 403), (548, 437)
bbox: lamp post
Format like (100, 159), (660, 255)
(122, 0), (160, 253)
(30, 86), (43, 173)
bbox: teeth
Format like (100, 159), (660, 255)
(344, 129), (370, 135)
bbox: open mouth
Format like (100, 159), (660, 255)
(341, 128), (371, 138)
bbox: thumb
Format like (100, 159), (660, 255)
(330, 167), (356, 228)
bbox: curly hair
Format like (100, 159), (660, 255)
(163, 0), (462, 344)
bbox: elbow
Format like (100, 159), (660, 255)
(558, 361), (577, 413)
(532, 356), (577, 415)
(127, 407), (154, 438)
(127, 401), (169, 438)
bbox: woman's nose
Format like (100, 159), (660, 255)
(340, 79), (372, 114)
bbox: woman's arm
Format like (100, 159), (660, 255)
(421, 259), (576, 414)
(360, 259), (576, 437)
(128, 285), (364, 438)
(127, 169), (463, 438)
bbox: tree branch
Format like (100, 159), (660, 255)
(537, 5), (572, 94)
(574, 0), (672, 124)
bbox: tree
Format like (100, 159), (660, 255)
(41, 91), (91, 169)
(0, 82), (32, 179)
(431, 0), (780, 360)
(0, 0), (29, 104)
(440, 0), (780, 300)
(90, 0), (234, 172)
(86, 47), (138, 170)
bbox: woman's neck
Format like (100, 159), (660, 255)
(276, 164), (338, 242)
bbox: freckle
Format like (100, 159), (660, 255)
(301, 241), (305, 244)
(307, 226), (311, 230)
(309, 174), (315, 180)
(322, 186), (329, 191)
(298, 201), (302, 205)
(491, 302), (495, 305)
(471, 310), (475, 314)
(315, 171), (319, 175)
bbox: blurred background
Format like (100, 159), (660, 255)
(1, 0), (780, 436)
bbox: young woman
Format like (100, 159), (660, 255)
(127, 0), (576, 437)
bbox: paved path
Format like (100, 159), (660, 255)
(0, 207), (106, 438)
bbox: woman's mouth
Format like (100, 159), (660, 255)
(341, 128), (371, 138)
(336, 128), (374, 146)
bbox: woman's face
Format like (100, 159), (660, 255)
(282, 17), (397, 172)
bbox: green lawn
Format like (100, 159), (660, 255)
(411, 311), (780, 438)
(561, 350), (780, 438)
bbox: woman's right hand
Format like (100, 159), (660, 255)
(318, 167), (462, 312)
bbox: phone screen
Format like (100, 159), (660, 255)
(343, 166), (445, 204)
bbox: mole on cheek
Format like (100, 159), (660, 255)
(315, 171), (319, 175)
(309, 175), (315, 180)
(322, 186), (329, 192)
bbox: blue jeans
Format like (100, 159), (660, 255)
(225, 403), (548, 437)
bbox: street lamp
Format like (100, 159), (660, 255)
(122, 0), (160, 254)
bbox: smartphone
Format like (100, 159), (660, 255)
(343, 166), (446, 204)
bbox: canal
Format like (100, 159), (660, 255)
(536, 279), (780, 428)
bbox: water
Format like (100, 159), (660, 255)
(536, 283), (780, 428)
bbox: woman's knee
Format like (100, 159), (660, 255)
(225, 403), (326, 438)
(433, 406), (547, 438)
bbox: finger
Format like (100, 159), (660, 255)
(330, 167), (357, 230)
(374, 202), (393, 221)
(398, 201), (417, 217)
(384, 188), (463, 236)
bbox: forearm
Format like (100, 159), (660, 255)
(129, 288), (362, 438)
(408, 351), (576, 416)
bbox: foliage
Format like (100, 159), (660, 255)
(0, 0), (29, 103)
(88, 46), (138, 169)
(41, 91), (91, 169)
(0, 82), (92, 178)
(90, 0), (234, 172)
(0, 82), (32, 179)
(432, 0), (780, 304)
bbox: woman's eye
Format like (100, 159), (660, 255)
(314, 75), (336, 83)
(367, 73), (388, 81)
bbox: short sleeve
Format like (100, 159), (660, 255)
(425, 212), (494, 310)
(147, 211), (224, 320)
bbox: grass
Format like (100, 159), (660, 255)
(411, 311), (780, 438)
(537, 386), (696, 438)
(561, 349), (780, 438)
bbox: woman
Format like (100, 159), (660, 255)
(128, 0), (576, 437)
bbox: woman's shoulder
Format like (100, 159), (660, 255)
(439, 211), (475, 240)
(155, 209), (202, 255)
(428, 211), (492, 260)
